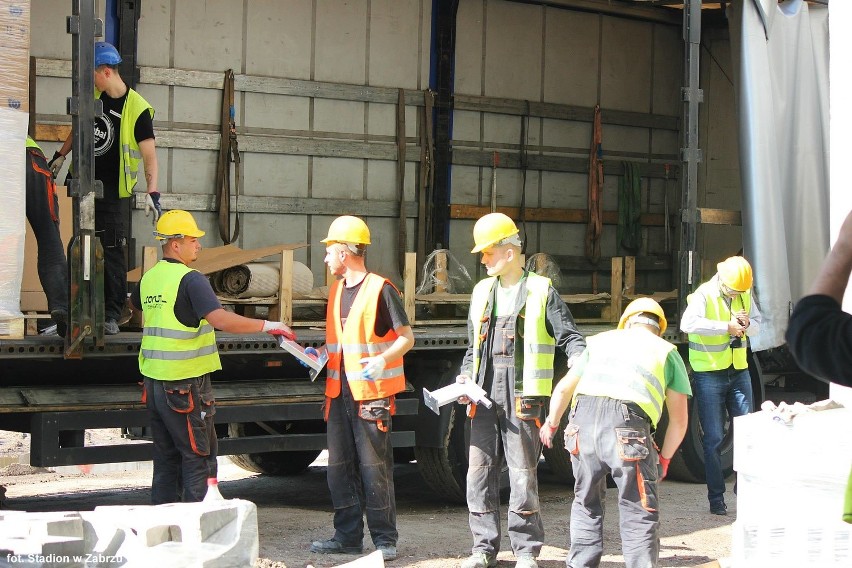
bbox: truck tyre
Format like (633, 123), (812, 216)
(541, 413), (575, 484)
(415, 402), (468, 503)
(227, 422), (322, 476)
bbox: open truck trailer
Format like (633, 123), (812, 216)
(0, 0), (838, 502)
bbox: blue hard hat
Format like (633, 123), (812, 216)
(94, 42), (122, 67)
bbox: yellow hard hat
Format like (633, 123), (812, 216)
(717, 256), (753, 292)
(154, 210), (205, 240)
(618, 297), (667, 334)
(471, 212), (520, 253)
(321, 215), (371, 245)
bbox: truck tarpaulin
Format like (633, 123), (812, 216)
(729, 0), (830, 351)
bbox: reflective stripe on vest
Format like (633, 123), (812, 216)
(573, 329), (672, 426)
(469, 273), (556, 397)
(139, 261), (221, 380)
(687, 280), (751, 372)
(96, 88), (154, 198)
(325, 274), (405, 401)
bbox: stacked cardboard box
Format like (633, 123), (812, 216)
(0, 0), (30, 338)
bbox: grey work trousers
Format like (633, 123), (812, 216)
(566, 395), (660, 568)
(145, 375), (217, 504)
(326, 378), (398, 548)
(467, 314), (544, 558)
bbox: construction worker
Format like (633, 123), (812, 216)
(49, 41), (162, 335)
(309, 216), (414, 562)
(457, 213), (586, 568)
(25, 137), (68, 337)
(680, 256), (762, 516)
(131, 210), (294, 504)
(541, 298), (691, 568)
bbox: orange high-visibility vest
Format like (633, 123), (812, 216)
(325, 273), (406, 401)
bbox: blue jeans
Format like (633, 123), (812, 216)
(692, 368), (753, 506)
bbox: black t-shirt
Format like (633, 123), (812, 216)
(95, 89), (155, 208)
(131, 259), (222, 328)
(338, 278), (410, 335)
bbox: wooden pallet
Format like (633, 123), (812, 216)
(0, 317), (24, 340)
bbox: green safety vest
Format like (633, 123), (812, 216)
(25, 136), (41, 151)
(687, 280), (751, 372)
(469, 272), (556, 397)
(139, 261), (221, 380)
(573, 329), (671, 427)
(95, 87), (154, 198)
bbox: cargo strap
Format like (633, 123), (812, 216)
(584, 104), (603, 264)
(216, 69), (241, 245)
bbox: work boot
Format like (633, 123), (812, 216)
(376, 544), (397, 560)
(104, 318), (120, 335)
(461, 552), (497, 568)
(50, 309), (68, 338)
(309, 538), (363, 555)
(710, 501), (727, 516)
(515, 554), (538, 568)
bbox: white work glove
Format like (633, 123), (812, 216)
(262, 320), (296, 341)
(359, 356), (386, 380)
(144, 191), (163, 226)
(47, 151), (66, 179)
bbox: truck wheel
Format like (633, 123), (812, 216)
(227, 422), (322, 476)
(415, 403), (469, 503)
(541, 413), (575, 484)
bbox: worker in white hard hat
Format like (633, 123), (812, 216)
(130, 210), (295, 504)
(541, 298), (691, 568)
(309, 215), (414, 562)
(457, 213), (586, 568)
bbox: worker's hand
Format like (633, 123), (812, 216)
(47, 151), (65, 178)
(262, 320), (296, 341)
(659, 455), (671, 481)
(359, 356), (386, 380)
(734, 309), (749, 329)
(727, 317), (746, 337)
(456, 374), (472, 404)
(145, 191), (163, 225)
(539, 417), (559, 448)
(297, 347), (319, 369)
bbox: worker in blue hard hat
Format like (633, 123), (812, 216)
(49, 41), (161, 335)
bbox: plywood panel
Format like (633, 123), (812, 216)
(484, 1), (542, 101)
(543, 9), (600, 108)
(243, 93), (311, 131)
(241, 153), (309, 198)
(451, 165), (484, 205)
(171, 148), (217, 195)
(315, 0), (367, 84)
(454, 0), (485, 96)
(173, 0), (243, 72)
(369, 0), (421, 89)
(246, 0), (313, 80)
(368, 160), (416, 202)
(600, 124), (648, 155)
(600, 18), (653, 113)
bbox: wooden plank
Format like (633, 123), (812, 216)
(132, 192), (419, 219)
(0, 318), (24, 340)
(610, 257), (624, 324)
(34, 124), (71, 142)
(624, 256), (636, 296)
(697, 208), (742, 226)
(549, 254), (672, 272)
(271, 249), (294, 325)
(403, 252), (417, 324)
(142, 246), (158, 274)
(450, 204), (666, 227)
(435, 251), (449, 294)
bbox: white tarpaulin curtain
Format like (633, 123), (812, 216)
(729, 0), (830, 351)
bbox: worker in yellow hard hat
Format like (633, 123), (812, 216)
(457, 212), (586, 568)
(680, 255), (763, 516)
(540, 298), (691, 568)
(130, 209), (295, 505)
(310, 215), (414, 561)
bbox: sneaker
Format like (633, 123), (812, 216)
(309, 538), (363, 555)
(515, 555), (538, 568)
(710, 501), (728, 516)
(104, 319), (120, 335)
(50, 309), (68, 338)
(461, 552), (497, 568)
(377, 544), (397, 560)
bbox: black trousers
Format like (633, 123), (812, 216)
(95, 201), (128, 322)
(25, 148), (68, 315)
(144, 375), (217, 504)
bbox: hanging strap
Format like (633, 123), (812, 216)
(518, 100), (530, 254)
(216, 69), (241, 244)
(584, 104), (603, 263)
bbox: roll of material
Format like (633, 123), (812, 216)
(212, 261), (314, 299)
